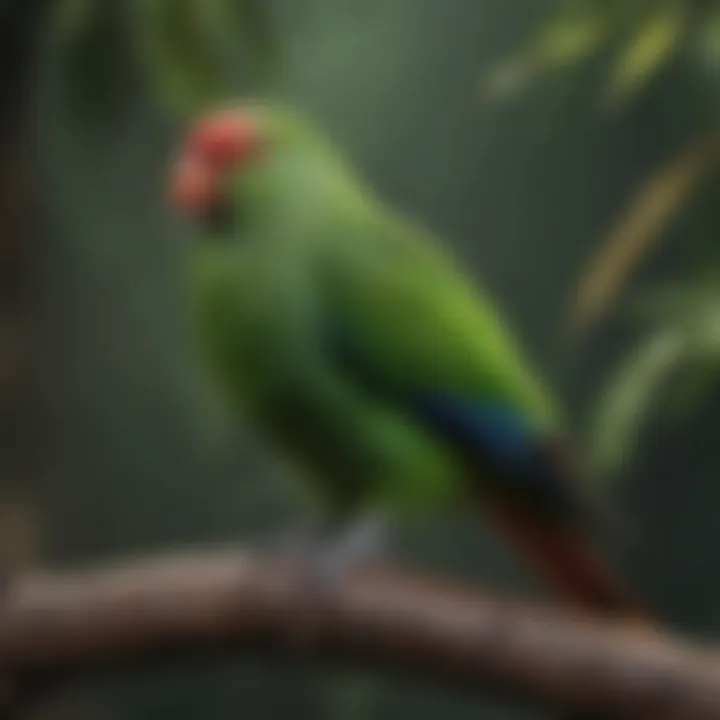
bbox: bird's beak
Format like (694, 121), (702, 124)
(168, 151), (218, 216)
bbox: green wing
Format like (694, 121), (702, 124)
(318, 208), (563, 435)
(311, 208), (607, 524)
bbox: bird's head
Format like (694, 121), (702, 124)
(167, 102), (337, 232)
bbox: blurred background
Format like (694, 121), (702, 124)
(3, 0), (720, 717)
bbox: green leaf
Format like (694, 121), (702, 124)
(534, 10), (607, 67)
(627, 283), (720, 324)
(589, 328), (686, 477)
(591, 281), (720, 475)
(603, 2), (685, 107)
(132, 0), (276, 115)
(132, 0), (227, 116)
(567, 130), (720, 334)
(480, 10), (607, 103)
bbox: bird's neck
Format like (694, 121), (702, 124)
(234, 152), (371, 246)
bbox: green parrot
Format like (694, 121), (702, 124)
(168, 101), (646, 625)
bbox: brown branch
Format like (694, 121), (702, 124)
(0, 549), (719, 718)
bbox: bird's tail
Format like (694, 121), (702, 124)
(485, 498), (650, 621)
(483, 498), (653, 720)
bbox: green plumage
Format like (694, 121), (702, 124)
(187, 103), (565, 519)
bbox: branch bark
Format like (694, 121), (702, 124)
(0, 549), (718, 718)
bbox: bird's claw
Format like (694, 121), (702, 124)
(257, 513), (387, 579)
(258, 514), (388, 645)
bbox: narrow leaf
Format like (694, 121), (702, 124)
(568, 130), (720, 333)
(628, 283), (720, 324)
(132, 0), (226, 116)
(480, 11), (607, 103)
(589, 328), (685, 477)
(603, 2), (684, 107)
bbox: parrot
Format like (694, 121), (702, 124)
(167, 101), (649, 637)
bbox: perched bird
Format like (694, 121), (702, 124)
(168, 101), (646, 628)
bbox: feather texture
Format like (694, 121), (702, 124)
(183, 102), (647, 626)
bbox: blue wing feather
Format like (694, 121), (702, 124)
(412, 392), (574, 511)
(412, 393), (533, 468)
(327, 323), (583, 520)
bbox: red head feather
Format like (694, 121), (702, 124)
(168, 109), (260, 214)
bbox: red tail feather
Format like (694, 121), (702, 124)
(484, 500), (651, 719)
(485, 499), (648, 621)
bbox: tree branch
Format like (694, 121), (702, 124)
(0, 549), (719, 718)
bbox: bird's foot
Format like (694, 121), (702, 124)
(309, 512), (387, 583)
(256, 512), (388, 580)
(262, 514), (389, 648)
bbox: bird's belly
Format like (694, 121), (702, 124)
(195, 299), (467, 514)
(257, 393), (469, 515)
